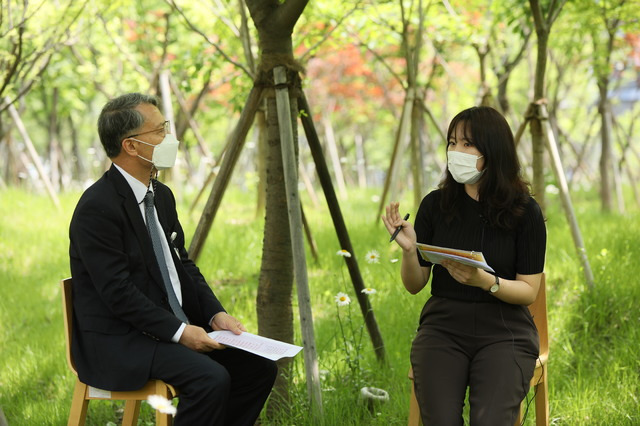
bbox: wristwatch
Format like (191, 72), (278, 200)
(489, 275), (500, 293)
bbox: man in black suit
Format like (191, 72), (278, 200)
(69, 93), (277, 425)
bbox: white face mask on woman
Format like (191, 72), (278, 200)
(447, 151), (484, 184)
(133, 133), (180, 170)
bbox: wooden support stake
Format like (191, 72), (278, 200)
(273, 66), (323, 416)
(299, 91), (387, 363)
(376, 87), (414, 221)
(5, 97), (60, 210)
(188, 86), (262, 260)
(322, 113), (348, 200)
(301, 204), (320, 263)
(538, 104), (595, 289)
(513, 104), (533, 147)
(168, 72), (213, 159)
(419, 99), (447, 144)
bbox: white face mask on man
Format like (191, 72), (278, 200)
(447, 151), (484, 184)
(132, 133), (180, 170)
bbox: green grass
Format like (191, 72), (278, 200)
(1, 186), (639, 425)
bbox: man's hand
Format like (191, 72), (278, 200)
(179, 325), (225, 352)
(211, 312), (247, 335)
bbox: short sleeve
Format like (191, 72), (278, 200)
(516, 197), (547, 274)
(414, 191), (439, 267)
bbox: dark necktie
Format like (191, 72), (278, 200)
(144, 190), (189, 323)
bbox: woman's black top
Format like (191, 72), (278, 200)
(414, 189), (546, 303)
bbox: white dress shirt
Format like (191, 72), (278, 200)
(114, 164), (186, 342)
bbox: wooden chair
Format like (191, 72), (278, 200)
(516, 273), (549, 425)
(408, 273), (549, 426)
(61, 278), (178, 426)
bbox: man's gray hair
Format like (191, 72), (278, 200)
(98, 93), (159, 158)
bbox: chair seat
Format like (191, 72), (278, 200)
(61, 278), (178, 426)
(68, 376), (177, 426)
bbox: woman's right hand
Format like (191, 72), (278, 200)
(381, 202), (416, 252)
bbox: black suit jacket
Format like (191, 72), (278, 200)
(69, 164), (224, 391)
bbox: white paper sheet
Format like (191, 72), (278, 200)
(207, 330), (303, 361)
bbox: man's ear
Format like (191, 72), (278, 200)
(121, 138), (138, 157)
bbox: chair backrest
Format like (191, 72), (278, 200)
(527, 273), (548, 358)
(61, 278), (78, 375)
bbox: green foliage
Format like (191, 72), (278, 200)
(1, 186), (639, 424)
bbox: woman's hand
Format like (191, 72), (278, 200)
(381, 202), (416, 252)
(440, 260), (490, 290)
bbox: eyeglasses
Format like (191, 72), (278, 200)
(125, 121), (170, 139)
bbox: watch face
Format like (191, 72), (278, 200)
(490, 284), (499, 293)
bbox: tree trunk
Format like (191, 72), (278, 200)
(530, 29), (548, 211)
(497, 75), (511, 115)
(354, 132), (367, 188)
(255, 106), (268, 218)
(322, 111), (348, 200)
(410, 96), (423, 209)
(257, 86), (296, 406)
(69, 115), (87, 183)
(597, 79), (614, 212)
(246, 0), (309, 410)
(48, 88), (61, 191)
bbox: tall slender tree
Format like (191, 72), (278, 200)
(245, 0), (310, 407)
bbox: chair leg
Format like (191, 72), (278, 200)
(157, 410), (173, 426)
(534, 370), (549, 426)
(515, 399), (524, 426)
(408, 381), (422, 426)
(155, 381), (174, 426)
(122, 400), (141, 426)
(68, 380), (89, 426)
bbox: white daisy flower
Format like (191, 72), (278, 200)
(335, 292), (351, 306)
(361, 288), (377, 295)
(390, 258), (399, 263)
(336, 249), (352, 258)
(365, 250), (380, 264)
(147, 394), (177, 416)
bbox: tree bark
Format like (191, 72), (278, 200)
(255, 106), (268, 218)
(410, 95), (424, 209)
(530, 27), (548, 210)
(245, 0), (310, 411)
(257, 84), (296, 406)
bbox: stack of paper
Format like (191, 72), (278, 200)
(417, 243), (494, 272)
(207, 330), (303, 361)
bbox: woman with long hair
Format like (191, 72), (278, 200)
(382, 106), (546, 425)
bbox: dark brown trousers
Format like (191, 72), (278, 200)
(410, 296), (539, 426)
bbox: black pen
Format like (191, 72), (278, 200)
(389, 213), (410, 242)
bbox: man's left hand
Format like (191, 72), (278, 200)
(211, 312), (247, 335)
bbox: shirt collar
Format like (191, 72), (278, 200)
(113, 163), (152, 204)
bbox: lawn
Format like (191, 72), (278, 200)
(0, 185), (638, 425)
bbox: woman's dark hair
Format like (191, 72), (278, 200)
(97, 93), (159, 158)
(439, 106), (530, 229)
